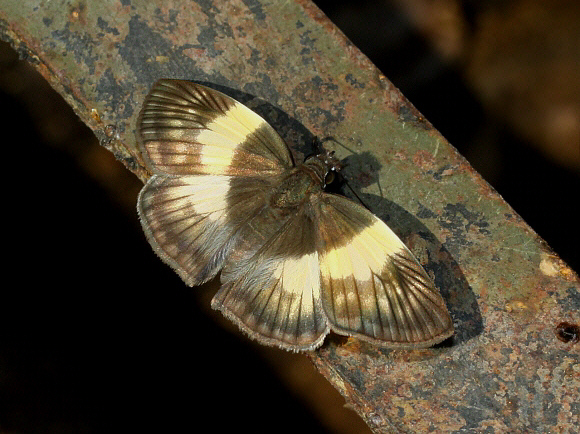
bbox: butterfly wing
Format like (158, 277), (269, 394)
(138, 79), (294, 176)
(313, 193), (454, 348)
(137, 80), (295, 287)
(211, 207), (329, 351)
(138, 174), (275, 286)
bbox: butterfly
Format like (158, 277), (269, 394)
(136, 79), (454, 351)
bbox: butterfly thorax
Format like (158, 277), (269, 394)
(269, 155), (331, 210)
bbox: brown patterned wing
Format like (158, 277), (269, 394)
(137, 174), (274, 287)
(211, 207), (329, 351)
(312, 193), (454, 349)
(138, 79), (294, 176)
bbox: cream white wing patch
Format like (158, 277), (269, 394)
(138, 173), (276, 287)
(321, 220), (400, 282)
(137, 174), (237, 286)
(313, 194), (454, 348)
(212, 211), (328, 351)
(212, 252), (326, 351)
(138, 79), (294, 176)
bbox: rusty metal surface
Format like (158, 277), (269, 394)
(1, 0), (578, 432)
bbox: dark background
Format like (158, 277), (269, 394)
(1, 1), (578, 433)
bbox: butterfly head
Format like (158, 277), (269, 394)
(304, 149), (342, 188)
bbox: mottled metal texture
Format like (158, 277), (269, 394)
(1, 0), (578, 432)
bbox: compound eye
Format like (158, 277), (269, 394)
(324, 170), (335, 186)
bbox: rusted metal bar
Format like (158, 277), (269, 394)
(1, 0), (578, 432)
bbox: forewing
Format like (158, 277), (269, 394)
(137, 174), (273, 287)
(211, 209), (329, 351)
(138, 79), (294, 176)
(313, 194), (454, 348)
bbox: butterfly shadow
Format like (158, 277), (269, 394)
(195, 81), (483, 349)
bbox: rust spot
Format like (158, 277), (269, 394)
(555, 322), (580, 343)
(104, 124), (117, 138)
(413, 150), (435, 170)
(440, 167), (454, 177)
(505, 300), (528, 313)
(393, 150), (407, 161)
(68, 2), (87, 25)
(539, 253), (577, 281)
(503, 396), (518, 416)
(397, 105), (432, 130)
(90, 108), (101, 123)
